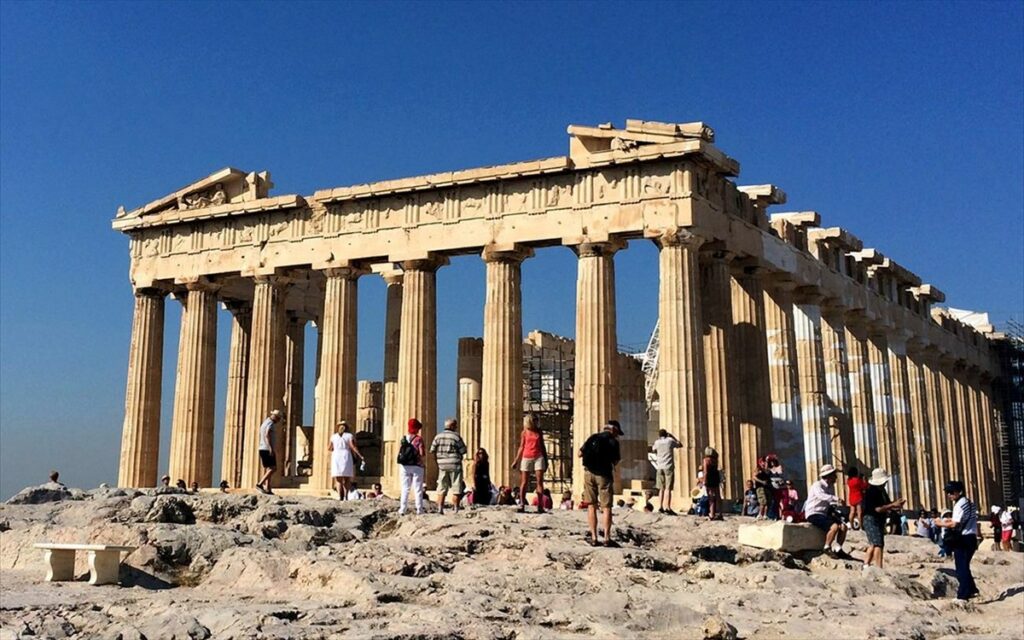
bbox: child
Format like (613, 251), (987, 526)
(754, 458), (771, 520)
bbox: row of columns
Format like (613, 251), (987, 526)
(118, 230), (1003, 512)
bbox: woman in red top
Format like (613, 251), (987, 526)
(846, 466), (867, 530)
(512, 414), (548, 513)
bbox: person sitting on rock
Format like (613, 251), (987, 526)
(47, 470), (65, 488)
(160, 475), (171, 488)
(803, 464), (851, 559)
(372, 482), (385, 499)
(743, 480), (760, 517)
(189, 481), (199, 494)
(176, 479), (187, 490)
(219, 480), (229, 493)
(559, 490), (573, 510)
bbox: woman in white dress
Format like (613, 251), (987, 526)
(328, 421), (364, 500)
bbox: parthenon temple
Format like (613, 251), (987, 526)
(113, 119), (1008, 510)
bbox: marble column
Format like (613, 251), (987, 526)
(923, 357), (950, 488)
(241, 275), (288, 488)
(887, 332), (916, 503)
(220, 301), (251, 489)
(573, 240), (623, 497)
(283, 313), (306, 477)
(313, 267), (362, 492)
(459, 378), (482, 459)
(394, 258), (445, 488)
(906, 344), (935, 509)
(952, 365), (977, 497)
(845, 316), (877, 470)
(977, 382), (1002, 505)
(118, 288), (166, 488)
(868, 328), (895, 478)
(654, 230), (706, 501)
(937, 359), (964, 487)
(730, 264), (773, 487)
(699, 249), (741, 499)
(480, 246), (531, 489)
(168, 281), (219, 487)
(381, 270), (404, 493)
(821, 305), (855, 499)
(764, 277), (803, 490)
(965, 372), (989, 509)
(793, 289), (831, 492)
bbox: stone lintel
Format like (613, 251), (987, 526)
(807, 227), (864, 252)
(769, 211), (821, 228)
(624, 119), (715, 141)
(849, 248), (886, 266)
(911, 283), (946, 303)
(873, 257), (922, 287)
(737, 184), (787, 206)
(792, 285), (825, 304)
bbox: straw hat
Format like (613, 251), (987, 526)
(868, 468), (890, 486)
(819, 464), (838, 478)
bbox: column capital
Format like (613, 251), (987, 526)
(400, 255), (449, 272)
(729, 256), (767, 277)
(651, 227), (704, 250)
(763, 271), (799, 292)
(381, 269), (404, 287)
(482, 244), (534, 264)
(573, 238), (627, 258)
(322, 265), (369, 280)
(252, 273), (291, 288)
(179, 277), (222, 293)
(133, 286), (168, 300)
(792, 285), (825, 305)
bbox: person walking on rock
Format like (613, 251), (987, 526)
(651, 430), (682, 515)
(329, 420), (364, 500)
(397, 418), (426, 515)
(861, 468), (905, 570)
(512, 414), (548, 514)
(803, 464), (850, 558)
(431, 418), (468, 514)
(579, 420), (623, 547)
(256, 409), (282, 495)
(936, 480), (979, 600)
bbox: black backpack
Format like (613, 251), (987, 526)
(397, 436), (419, 466)
(581, 434), (604, 470)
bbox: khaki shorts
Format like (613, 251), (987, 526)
(437, 467), (464, 494)
(520, 457), (547, 473)
(656, 467), (674, 490)
(583, 470), (613, 508)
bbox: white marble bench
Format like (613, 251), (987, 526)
(34, 543), (136, 586)
(737, 521), (825, 552)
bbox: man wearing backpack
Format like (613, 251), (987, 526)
(579, 420), (623, 547)
(397, 418), (426, 515)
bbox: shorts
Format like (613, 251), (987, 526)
(258, 450), (277, 469)
(656, 467), (674, 490)
(520, 457), (547, 473)
(756, 487), (768, 507)
(1001, 529), (1013, 543)
(437, 467), (464, 494)
(862, 516), (885, 547)
(583, 470), (613, 509)
(807, 512), (836, 533)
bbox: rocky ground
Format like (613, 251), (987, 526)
(1, 485), (1022, 639)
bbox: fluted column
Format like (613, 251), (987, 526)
(459, 378), (481, 457)
(730, 263), (773, 487)
(283, 313), (306, 477)
(964, 371), (989, 509)
(700, 249), (740, 499)
(906, 343), (936, 509)
(887, 332), (916, 503)
(923, 356), (950, 488)
(394, 257), (445, 488)
(118, 288), (166, 488)
(654, 230), (706, 501)
(976, 381), (1002, 505)
(480, 246), (531, 488)
(937, 359), (963, 486)
(868, 328), (895, 478)
(241, 275), (288, 488)
(573, 240), (623, 497)
(313, 267), (362, 491)
(381, 270), (404, 493)
(220, 301), (251, 488)
(793, 289), (831, 491)
(168, 281), (219, 487)
(764, 277), (803, 489)
(821, 305), (855, 499)
(845, 316), (877, 469)
(952, 365), (977, 497)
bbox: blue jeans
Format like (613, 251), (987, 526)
(952, 534), (978, 599)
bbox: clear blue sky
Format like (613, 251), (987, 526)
(1, 2), (1021, 498)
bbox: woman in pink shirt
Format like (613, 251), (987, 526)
(512, 414), (548, 513)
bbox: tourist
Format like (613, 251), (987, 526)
(329, 421), (364, 501)
(397, 418), (426, 515)
(753, 459), (770, 520)
(472, 448), (492, 506)
(914, 510), (931, 537)
(219, 480), (229, 493)
(651, 429), (682, 515)
(497, 486), (515, 506)
(372, 482), (384, 498)
(743, 480), (760, 517)
(615, 499), (627, 510)
(937, 509), (954, 557)
(532, 488), (554, 511)
(702, 447), (722, 521)
(644, 502), (655, 513)
(929, 508), (942, 543)
(861, 468), (905, 569)
(935, 480), (979, 600)
(189, 480), (199, 494)
(989, 505), (1003, 549)
(779, 480), (800, 522)
(511, 486), (521, 506)
(766, 454), (784, 519)
(431, 418), (468, 514)
(47, 470), (65, 487)
(578, 420), (622, 547)
(256, 409), (283, 495)
(999, 505), (1014, 551)
(176, 479), (187, 490)
(803, 464), (850, 558)
(512, 414), (548, 514)
(160, 475), (171, 488)
(691, 473), (709, 516)
(347, 482), (364, 500)
(559, 490), (573, 510)
(846, 467), (867, 530)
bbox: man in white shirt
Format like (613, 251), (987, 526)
(651, 430), (682, 515)
(256, 409), (283, 495)
(803, 464), (850, 558)
(937, 480), (979, 600)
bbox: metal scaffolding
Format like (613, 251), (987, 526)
(995, 319), (1024, 508)
(523, 337), (575, 493)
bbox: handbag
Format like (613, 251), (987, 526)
(945, 522), (964, 548)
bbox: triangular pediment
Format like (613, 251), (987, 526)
(116, 168), (274, 219)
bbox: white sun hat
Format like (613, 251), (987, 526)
(868, 468), (890, 486)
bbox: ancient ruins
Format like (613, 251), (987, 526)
(112, 119), (1006, 510)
